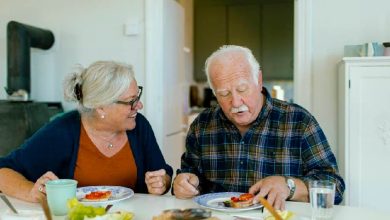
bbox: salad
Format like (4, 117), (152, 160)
(67, 198), (134, 220)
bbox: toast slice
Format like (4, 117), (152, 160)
(231, 198), (254, 208)
(82, 190), (112, 202)
(223, 193), (254, 208)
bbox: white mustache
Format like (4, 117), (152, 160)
(230, 105), (249, 113)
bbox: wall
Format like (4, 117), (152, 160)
(0, 0), (145, 111)
(310, 0), (390, 156)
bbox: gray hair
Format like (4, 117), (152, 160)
(63, 61), (135, 114)
(204, 45), (260, 91)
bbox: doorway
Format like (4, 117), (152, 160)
(176, 0), (313, 110)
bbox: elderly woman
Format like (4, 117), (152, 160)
(0, 61), (173, 202)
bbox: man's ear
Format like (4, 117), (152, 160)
(257, 70), (263, 86)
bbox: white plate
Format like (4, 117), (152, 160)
(76, 186), (134, 205)
(193, 192), (263, 212)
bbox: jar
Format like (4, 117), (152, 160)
(383, 42), (390, 56)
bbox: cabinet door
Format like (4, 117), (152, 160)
(194, 5), (226, 82)
(194, 0), (294, 83)
(349, 65), (390, 211)
(228, 4), (261, 62)
(262, 2), (294, 80)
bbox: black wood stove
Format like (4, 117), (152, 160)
(0, 21), (63, 156)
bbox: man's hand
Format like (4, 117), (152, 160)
(249, 176), (290, 210)
(173, 173), (200, 199)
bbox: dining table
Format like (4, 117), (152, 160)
(0, 193), (389, 220)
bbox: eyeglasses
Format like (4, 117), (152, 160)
(115, 86), (143, 109)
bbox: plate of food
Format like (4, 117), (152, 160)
(76, 186), (134, 205)
(193, 192), (263, 212)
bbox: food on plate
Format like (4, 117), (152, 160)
(83, 191), (112, 201)
(152, 208), (219, 220)
(222, 193), (254, 208)
(67, 198), (134, 220)
(67, 198), (106, 220)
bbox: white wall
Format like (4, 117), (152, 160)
(0, 0), (145, 111)
(310, 0), (390, 156)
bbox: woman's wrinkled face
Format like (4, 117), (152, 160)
(105, 80), (143, 131)
(210, 52), (263, 131)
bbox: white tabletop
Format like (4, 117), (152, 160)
(1, 193), (389, 219)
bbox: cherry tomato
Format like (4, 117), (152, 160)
(231, 196), (240, 202)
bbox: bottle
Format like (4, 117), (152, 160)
(272, 86), (285, 101)
(367, 43), (374, 57)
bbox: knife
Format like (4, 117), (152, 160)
(38, 197), (53, 220)
(0, 193), (18, 214)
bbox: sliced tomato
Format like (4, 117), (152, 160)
(85, 191), (111, 200)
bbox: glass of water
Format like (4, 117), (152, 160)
(309, 180), (335, 220)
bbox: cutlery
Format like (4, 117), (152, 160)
(38, 197), (53, 220)
(258, 197), (282, 220)
(105, 204), (113, 212)
(0, 193), (18, 214)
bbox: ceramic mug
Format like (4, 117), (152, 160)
(45, 179), (77, 216)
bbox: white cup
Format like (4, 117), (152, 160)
(45, 179), (77, 216)
(309, 180), (335, 220)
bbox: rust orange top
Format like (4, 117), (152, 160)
(74, 124), (137, 188)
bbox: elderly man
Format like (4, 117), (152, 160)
(173, 45), (345, 209)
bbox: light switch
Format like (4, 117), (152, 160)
(124, 23), (139, 36)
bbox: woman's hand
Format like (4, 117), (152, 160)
(145, 169), (171, 195)
(30, 171), (59, 202)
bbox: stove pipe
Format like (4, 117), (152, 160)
(7, 21), (55, 95)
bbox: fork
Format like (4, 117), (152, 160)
(0, 193), (18, 214)
(105, 204), (113, 212)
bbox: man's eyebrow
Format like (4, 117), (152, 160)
(215, 88), (228, 93)
(237, 79), (250, 86)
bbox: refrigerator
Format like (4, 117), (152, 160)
(144, 0), (186, 172)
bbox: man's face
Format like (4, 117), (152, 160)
(209, 52), (263, 132)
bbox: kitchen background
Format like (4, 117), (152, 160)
(0, 0), (389, 189)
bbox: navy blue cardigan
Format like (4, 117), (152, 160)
(0, 110), (173, 193)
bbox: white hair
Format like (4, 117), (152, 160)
(204, 45), (260, 91)
(63, 61), (135, 114)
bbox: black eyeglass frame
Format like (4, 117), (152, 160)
(115, 86), (143, 109)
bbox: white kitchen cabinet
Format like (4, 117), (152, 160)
(338, 57), (390, 212)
